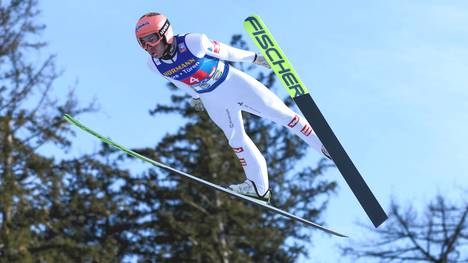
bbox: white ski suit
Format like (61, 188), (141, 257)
(147, 33), (324, 195)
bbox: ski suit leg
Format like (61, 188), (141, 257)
(226, 67), (325, 154)
(201, 88), (269, 195)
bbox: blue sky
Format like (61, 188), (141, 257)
(39, 1), (468, 262)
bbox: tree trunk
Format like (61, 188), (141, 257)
(1, 114), (15, 256)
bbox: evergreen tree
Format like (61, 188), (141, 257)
(0, 1), (131, 262)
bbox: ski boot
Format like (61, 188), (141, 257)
(228, 180), (271, 204)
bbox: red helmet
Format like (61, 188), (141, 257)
(135, 12), (174, 58)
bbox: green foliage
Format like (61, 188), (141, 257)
(0, 0), (118, 262)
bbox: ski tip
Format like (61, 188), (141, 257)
(244, 14), (261, 23)
(321, 227), (348, 238)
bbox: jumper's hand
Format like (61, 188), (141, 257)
(191, 97), (204, 112)
(253, 54), (271, 69)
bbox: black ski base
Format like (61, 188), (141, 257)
(294, 94), (388, 227)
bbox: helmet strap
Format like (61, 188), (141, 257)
(160, 37), (177, 60)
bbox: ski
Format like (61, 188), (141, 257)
(244, 15), (388, 227)
(64, 114), (347, 237)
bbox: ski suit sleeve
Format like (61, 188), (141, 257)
(146, 58), (200, 99)
(185, 33), (256, 63)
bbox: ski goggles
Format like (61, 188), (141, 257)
(138, 33), (163, 49)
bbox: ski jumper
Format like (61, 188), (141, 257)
(147, 33), (324, 195)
